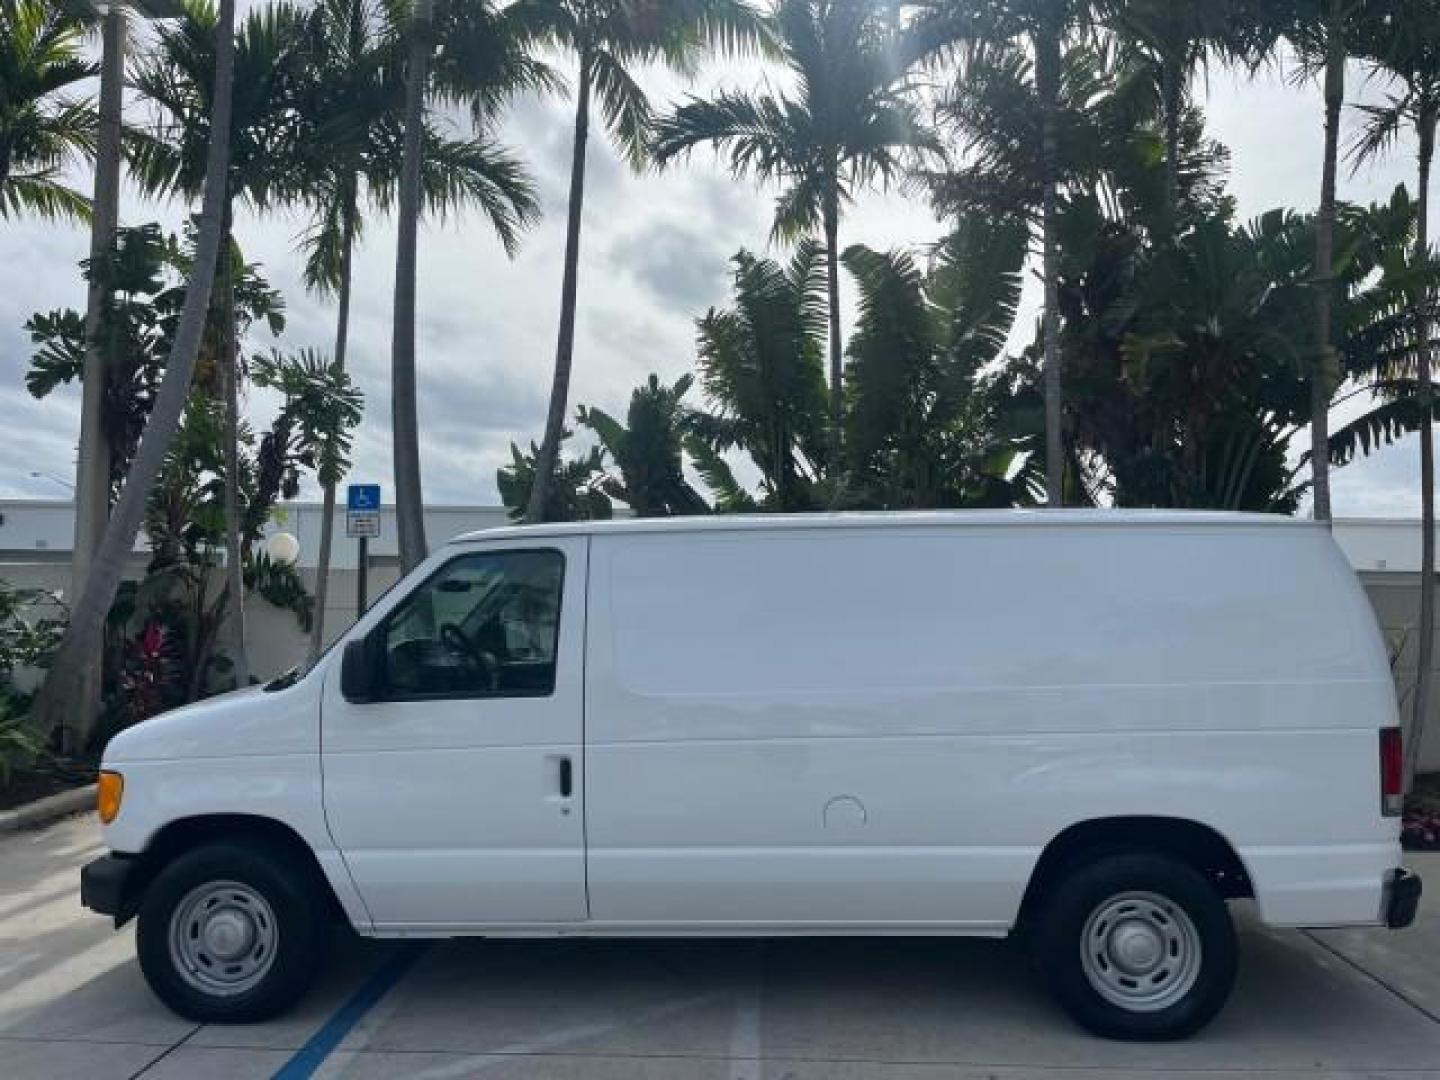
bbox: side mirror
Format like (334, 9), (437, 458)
(341, 638), (379, 703)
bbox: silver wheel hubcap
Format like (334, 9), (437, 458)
(1079, 891), (1202, 1013)
(168, 881), (278, 997)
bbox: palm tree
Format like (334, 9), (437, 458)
(691, 242), (830, 510)
(130, 0), (314, 685)
(71, 1), (127, 748)
(391, 0), (544, 570)
(1349, 4), (1440, 779)
(1104, 0), (1258, 231)
(391, 0), (433, 572)
(298, 0), (540, 649)
(32, 0), (237, 753)
(0, 0), (95, 222)
(514, 0), (769, 524)
(1247, 0), (1357, 525)
(907, 0), (1098, 506)
(652, 0), (934, 458)
(295, 0), (380, 656)
(578, 374), (710, 515)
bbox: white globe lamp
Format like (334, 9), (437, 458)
(266, 531), (301, 566)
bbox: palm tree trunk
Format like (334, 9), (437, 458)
(392, 0), (433, 571)
(1310, 0), (1343, 526)
(32, 0), (236, 749)
(64, 5), (125, 754)
(527, 52), (593, 525)
(308, 186), (357, 664)
(219, 203), (248, 687)
(1409, 111), (1436, 783)
(823, 187), (843, 460)
(1162, 60), (1182, 235)
(1036, 22), (1064, 506)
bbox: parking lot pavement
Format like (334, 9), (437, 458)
(2, 815), (1439, 1080)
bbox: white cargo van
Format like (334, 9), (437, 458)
(82, 511), (1419, 1040)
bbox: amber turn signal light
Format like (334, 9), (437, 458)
(97, 771), (124, 825)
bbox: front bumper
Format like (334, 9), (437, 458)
(1384, 867), (1423, 929)
(81, 854), (141, 927)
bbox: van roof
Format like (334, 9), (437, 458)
(449, 509), (1315, 545)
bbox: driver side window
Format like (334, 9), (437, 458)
(381, 549), (564, 699)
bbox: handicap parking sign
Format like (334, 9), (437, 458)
(347, 484), (380, 513)
(346, 484), (381, 538)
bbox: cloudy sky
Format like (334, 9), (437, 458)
(0, 15), (1433, 518)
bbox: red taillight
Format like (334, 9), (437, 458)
(1380, 727), (1404, 816)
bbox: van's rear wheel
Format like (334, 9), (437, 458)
(1031, 853), (1236, 1040)
(136, 840), (324, 1022)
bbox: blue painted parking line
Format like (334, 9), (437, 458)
(271, 942), (427, 1080)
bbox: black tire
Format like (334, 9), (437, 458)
(1030, 852), (1237, 1040)
(136, 839), (326, 1022)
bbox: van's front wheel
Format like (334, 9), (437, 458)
(1032, 853), (1236, 1040)
(136, 840), (324, 1022)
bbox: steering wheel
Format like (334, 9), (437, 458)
(439, 622), (499, 691)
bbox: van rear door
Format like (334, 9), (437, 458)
(321, 537), (588, 930)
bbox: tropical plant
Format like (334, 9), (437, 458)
(30, 0), (238, 755)
(841, 216), (1037, 508)
(652, 0), (935, 449)
(0, 702), (43, 785)
(124, 348), (358, 705)
(497, 433), (613, 522)
(391, 0), (543, 569)
(0, 581), (66, 690)
(907, 0), (1102, 505)
(0, 581), (62, 782)
(1044, 175), (1436, 515)
(26, 223), (281, 493)
(690, 242), (831, 511)
(578, 374), (710, 516)
(0, 0), (95, 222)
(516, 0), (770, 523)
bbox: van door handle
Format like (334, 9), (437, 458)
(558, 756), (573, 798)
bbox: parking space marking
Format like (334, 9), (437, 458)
(126, 1023), (202, 1079)
(271, 943), (426, 1080)
(1303, 930), (1440, 1026)
(727, 947), (763, 1080)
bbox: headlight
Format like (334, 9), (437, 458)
(97, 770), (124, 825)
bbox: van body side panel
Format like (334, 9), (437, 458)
(584, 526), (1399, 931)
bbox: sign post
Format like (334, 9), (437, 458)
(346, 484), (381, 616)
